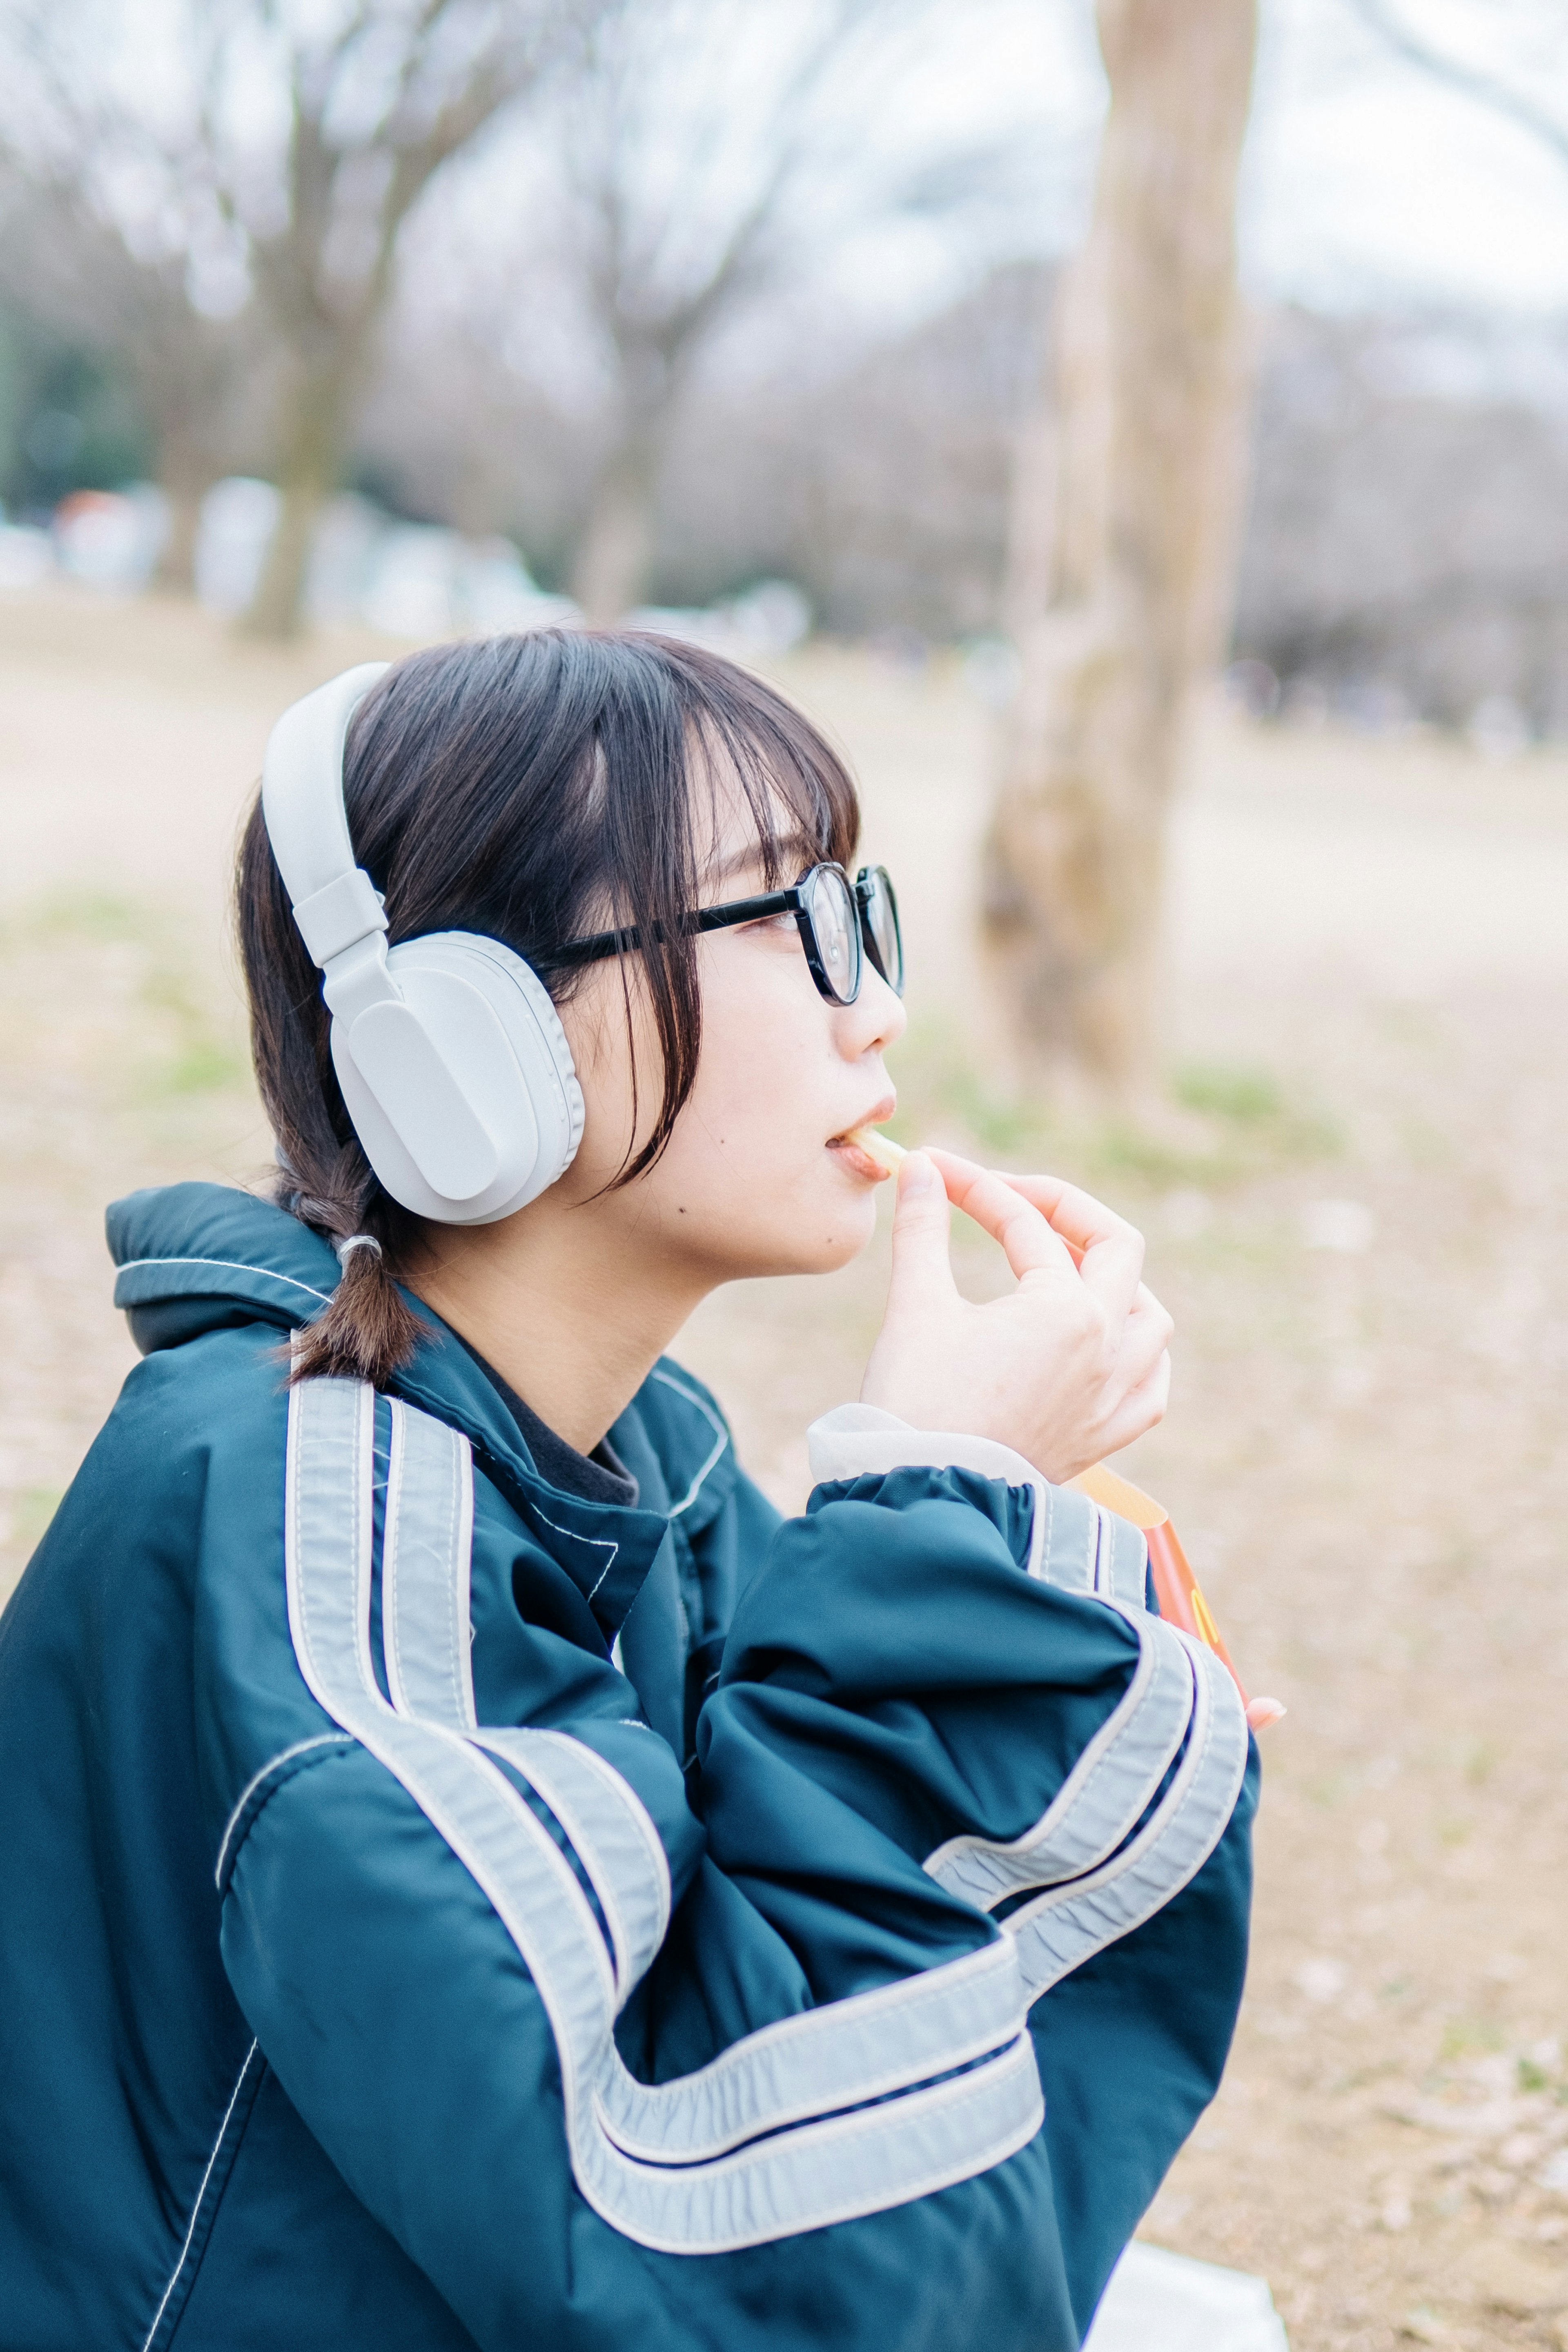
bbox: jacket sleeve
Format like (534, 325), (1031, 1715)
(702, 1405), (1256, 2337)
(214, 1377), (1252, 2352)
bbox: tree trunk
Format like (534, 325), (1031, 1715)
(240, 356), (353, 641)
(151, 474), (207, 598)
(570, 432), (661, 624)
(149, 422), (222, 599)
(983, 0), (1258, 1093)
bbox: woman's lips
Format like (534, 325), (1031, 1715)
(826, 1120), (902, 1185)
(827, 1136), (891, 1184)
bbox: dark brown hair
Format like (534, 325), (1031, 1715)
(237, 628), (860, 1386)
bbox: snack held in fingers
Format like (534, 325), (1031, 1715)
(846, 1123), (906, 1176)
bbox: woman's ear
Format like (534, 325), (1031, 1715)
(547, 966), (650, 1187)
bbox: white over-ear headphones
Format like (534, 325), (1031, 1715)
(261, 662), (585, 1224)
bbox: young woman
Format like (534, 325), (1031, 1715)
(0, 630), (1256, 2352)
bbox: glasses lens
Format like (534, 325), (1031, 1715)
(860, 866), (904, 995)
(804, 866), (860, 1004)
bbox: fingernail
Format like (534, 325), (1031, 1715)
(901, 1150), (935, 1193)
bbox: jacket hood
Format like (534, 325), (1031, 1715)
(110, 1180), (342, 1352)
(105, 1181), (737, 1542)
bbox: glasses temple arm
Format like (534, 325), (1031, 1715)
(538, 887), (801, 971)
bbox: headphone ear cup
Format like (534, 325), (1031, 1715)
(332, 934), (584, 1225)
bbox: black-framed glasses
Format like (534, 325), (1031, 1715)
(541, 863), (904, 1008)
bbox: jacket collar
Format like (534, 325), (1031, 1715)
(106, 1182), (735, 1552)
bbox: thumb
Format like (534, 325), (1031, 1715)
(886, 1150), (955, 1306)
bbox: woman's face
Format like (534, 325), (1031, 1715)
(556, 793), (906, 1287)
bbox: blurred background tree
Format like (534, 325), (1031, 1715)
(537, 0), (1020, 623)
(0, 174), (267, 593)
(562, 0), (886, 624)
(232, 0), (592, 639)
(0, 0), (597, 637)
(982, 0), (1258, 1097)
(364, 0), (1047, 623)
(2, 0), (1567, 1091)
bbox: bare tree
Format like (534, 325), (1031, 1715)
(983, 0), (1257, 1092)
(2, 0), (593, 636)
(0, 174), (266, 592)
(239, 2), (599, 637)
(530, 0), (1027, 624)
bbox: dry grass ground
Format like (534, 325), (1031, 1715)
(2, 584), (1567, 2351)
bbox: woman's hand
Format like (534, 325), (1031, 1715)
(859, 1147), (1174, 1484)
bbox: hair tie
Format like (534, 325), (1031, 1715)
(336, 1233), (382, 1264)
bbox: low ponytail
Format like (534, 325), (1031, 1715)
(285, 1154), (428, 1388)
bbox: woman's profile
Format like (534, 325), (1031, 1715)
(0, 630), (1256, 2352)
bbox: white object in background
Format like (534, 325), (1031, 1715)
(196, 477), (281, 613)
(53, 486), (167, 590)
(1468, 693), (1530, 761)
(626, 602), (738, 648)
(457, 537), (578, 636)
(360, 522), (577, 639)
(962, 636), (1022, 710)
(361, 523), (468, 638)
(626, 579), (812, 655)
(306, 494), (388, 626)
(0, 524), (53, 588)
(728, 579), (812, 653)
(1084, 2242), (1290, 2352)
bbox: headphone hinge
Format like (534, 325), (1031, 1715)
(292, 866), (388, 968)
(321, 932), (399, 1027)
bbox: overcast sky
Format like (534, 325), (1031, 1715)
(1026, 0), (1568, 315)
(34, 0), (1568, 369)
(1244, 0), (1568, 314)
(781, 0), (1568, 360)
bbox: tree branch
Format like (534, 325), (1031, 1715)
(1346, 0), (1568, 171)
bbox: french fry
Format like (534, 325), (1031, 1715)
(851, 1126), (907, 1175)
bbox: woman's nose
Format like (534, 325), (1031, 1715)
(840, 963), (906, 1057)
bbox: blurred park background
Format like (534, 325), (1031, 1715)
(3, 2), (1568, 2348)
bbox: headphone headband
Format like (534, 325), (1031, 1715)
(261, 663), (390, 969)
(258, 661), (584, 1227)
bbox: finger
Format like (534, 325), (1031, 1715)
(1119, 1278), (1173, 1348)
(1097, 1349), (1173, 1457)
(885, 1150), (958, 1309)
(930, 1152), (1145, 1323)
(922, 1150), (1080, 1284)
(934, 1157), (1127, 1255)
(986, 1169), (1145, 1317)
(1114, 1291), (1175, 1394)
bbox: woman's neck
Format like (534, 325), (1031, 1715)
(406, 1198), (709, 1457)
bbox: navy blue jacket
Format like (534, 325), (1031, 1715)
(0, 1182), (1256, 2351)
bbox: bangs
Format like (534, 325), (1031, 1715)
(674, 657), (860, 894)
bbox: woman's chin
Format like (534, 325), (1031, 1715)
(794, 1190), (881, 1275)
(712, 1189), (879, 1281)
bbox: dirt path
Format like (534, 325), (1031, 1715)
(2, 586), (1566, 2350)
